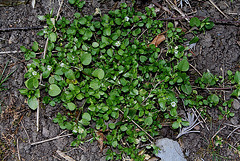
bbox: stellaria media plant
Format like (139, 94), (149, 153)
(19, 1), (240, 160)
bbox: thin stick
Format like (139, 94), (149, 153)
(208, 0), (229, 19)
(193, 106), (209, 131)
(227, 126), (240, 139)
(189, 63), (202, 77)
(211, 125), (226, 141)
(224, 123), (240, 128)
(191, 108), (204, 128)
(165, 0), (190, 22)
(21, 121), (31, 143)
(31, 133), (73, 146)
(0, 51), (21, 54)
(56, 150), (75, 161)
(17, 138), (21, 161)
(118, 109), (154, 142)
(225, 141), (239, 153)
(152, 0), (175, 17)
(137, 28), (148, 40)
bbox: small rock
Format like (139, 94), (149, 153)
(230, 116), (239, 125)
(232, 99), (240, 110)
(155, 138), (187, 161)
(80, 155), (86, 161)
(42, 127), (50, 137)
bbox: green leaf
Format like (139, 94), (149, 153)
(140, 56), (147, 62)
(20, 46), (27, 52)
(112, 140), (118, 148)
(92, 69), (105, 79)
(109, 123), (115, 129)
(209, 94), (219, 106)
(133, 16), (139, 22)
(81, 119), (90, 126)
(92, 42), (99, 48)
(19, 89), (29, 95)
(68, 0), (75, 4)
(32, 41), (39, 52)
(90, 79), (100, 90)
(49, 32), (57, 42)
(38, 15), (45, 21)
(145, 117), (153, 126)
(82, 112), (91, 121)
(234, 71), (240, 84)
(181, 84), (192, 95)
(231, 89), (240, 97)
(84, 29), (93, 39)
(189, 36), (199, 44)
(172, 121), (180, 129)
(132, 28), (141, 36)
(67, 102), (76, 111)
(79, 17), (87, 25)
(48, 84), (61, 97)
(120, 125), (127, 131)
(25, 77), (39, 89)
(190, 17), (201, 27)
(42, 70), (51, 79)
(107, 48), (113, 57)
(170, 108), (177, 117)
(81, 53), (92, 65)
(205, 22), (214, 30)
(28, 96), (39, 110)
(115, 18), (122, 25)
(103, 27), (111, 36)
(178, 59), (189, 71)
(74, 12), (81, 18)
(65, 69), (75, 80)
(76, 93), (84, 100)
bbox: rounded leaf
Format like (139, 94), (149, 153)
(82, 112), (91, 121)
(181, 84), (192, 95)
(65, 69), (76, 80)
(49, 32), (57, 42)
(92, 42), (99, 48)
(92, 69), (105, 79)
(145, 117), (153, 126)
(178, 59), (189, 71)
(81, 53), (92, 65)
(28, 96), (39, 110)
(67, 102), (76, 111)
(48, 84), (61, 97)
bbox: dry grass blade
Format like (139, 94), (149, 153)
(56, 150), (75, 161)
(176, 112), (202, 138)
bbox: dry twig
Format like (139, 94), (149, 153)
(31, 133), (73, 146)
(17, 137), (21, 161)
(211, 125), (226, 142)
(56, 150), (75, 161)
(165, 0), (190, 22)
(208, 0), (229, 19)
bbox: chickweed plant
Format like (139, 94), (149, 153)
(19, 1), (240, 160)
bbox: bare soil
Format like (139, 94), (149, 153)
(0, 0), (240, 160)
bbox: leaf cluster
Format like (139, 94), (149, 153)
(19, 1), (240, 160)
